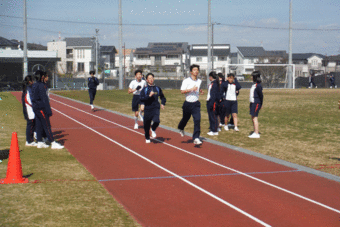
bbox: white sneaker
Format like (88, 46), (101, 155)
(138, 111), (144, 121)
(151, 130), (156, 139)
(37, 142), (49, 148)
(224, 125), (229, 131)
(207, 131), (218, 136)
(51, 141), (64, 149)
(248, 133), (260, 138)
(219, 123), (224, 127)
(234, 127), (239, 132)
(34, 132), (37, 140)
(25, 141), (38, 146)
(193, 138), (202, 145)
(179, 129), (185, 137)
(316, 86), (317, 88)
(134, 124), (139, 129)
(145, 139), (151, 144)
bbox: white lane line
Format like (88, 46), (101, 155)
(51, 97), (340, 215)
(52, 107), (271, 227)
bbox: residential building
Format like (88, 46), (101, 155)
(323, 55), (340, 73)
(0, 37), (20, 50)
(133, 42), (190, 77)
(47, 37), (97, 76)
(292, 53), (325, 77)
(190, 44), (231, 75)
(101, 45), (116, 69)
(115, 48), (134, 77)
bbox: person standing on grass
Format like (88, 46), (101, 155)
(218, 72), (226, 129)
(309, 73), (317, 88)
(88, 70), (99, 111)
(140, 73), (166, 143)
(206, 72), (221, 136)
(249, 71), (263, 139)
(31, 70), (64, 149)
(221, 73), (242, 132)
(128, 70), (147, 129)
(329, 74), (336, 88)
(22, 75), (37, 147)
(178, 64), (204, 145)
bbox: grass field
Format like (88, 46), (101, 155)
(0, 88), (339, 226)
(0, 92), (140, 227)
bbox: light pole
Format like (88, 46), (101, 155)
(23, 0), (27, 79)
(207, 0), (211, 88)
(288, 0), (293, 88)
(212, 22), (221, 72)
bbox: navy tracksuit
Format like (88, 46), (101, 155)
(31, 81), (54, 142)
(220, 79), (242, 123)
(206, 80), (221, 133)
(88, 77), (99, 104)
(22, 86), (35, 143)
(140, 84), (166, 140)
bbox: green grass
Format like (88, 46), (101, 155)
(0, 92), (140, 227)
(55, 88), (340, 176)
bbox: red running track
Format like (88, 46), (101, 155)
(12, 92), (340, 226)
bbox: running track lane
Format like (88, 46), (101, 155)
(12, 92), (340, 227)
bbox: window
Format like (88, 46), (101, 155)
(137, 55), (149, 59)
(196, 57), (202, 62)
(218, 56), (226, 61)
(78, 63), (85, 72)
(167, 55), (179, 59)
(312, 60), (318, 66)
(67, 62), (73, 73)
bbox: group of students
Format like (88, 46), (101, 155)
(127, 64), (263, 144)
(22, 70), (64, 149)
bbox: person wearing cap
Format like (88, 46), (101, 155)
(88, 70), (99, 111)
(140, 73), (166, 143)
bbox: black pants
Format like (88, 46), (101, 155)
(143, 108), (160, 140)
(178, 101), (201, 140)
(89, 89), (97, 105)
(219, 100), (227, 125)
(26, 119), (35, 143)
(35, 110), (54, 142)
(207, 101), (218, 132)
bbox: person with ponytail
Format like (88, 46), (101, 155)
(22, 75), (37, 146)
(31, 70), (64, 149)
(249, 71), (263, 138)
(206, 71), (221, 136)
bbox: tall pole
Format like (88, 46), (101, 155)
(207, 0), (212, 87)
(288, 0), (293, 88)
(118, 0), (123, 89)
(95, 29), (99, 79)
(23, 0), (28, 79)
(212, 23), (214, 72)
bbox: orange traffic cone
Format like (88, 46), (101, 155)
(0, 132), (29, 184)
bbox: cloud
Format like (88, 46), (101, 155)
(260, 18), (279, 24)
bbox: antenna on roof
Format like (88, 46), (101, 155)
(59, 31), (61, 41)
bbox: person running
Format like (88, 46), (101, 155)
(178, 64), (204, 145)
(309, 73), (317, 88)
(329, 74), (336, 88)
(249, 71), (263, 139)
(128, 69), (147, 129)
(88, 70), (99, 111)
(22, 75), (37, 146)
(206, 72), (221, 136)
(31, 70), (64, 149)
(140, 73), (166, 143)
(221, 73), (242, 131)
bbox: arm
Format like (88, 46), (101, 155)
(139, 87), (148, 102)
(159, 87), (166, 107)
(256, 85), (264, 105)
(40, 83), (52, 116)
(95, 77), (100, 86)
(22, 91), (28, 120)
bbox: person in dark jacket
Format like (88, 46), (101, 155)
(218, 73), (226, 129)
(249, 71), (263, 139)
(140, 73), (166, 143)
(31, 70), (64, 149)
(206, 71), (221, 136)
(88, 70), (99, 111)
(22, 75), (37, 146)
(329, 74), (336, 88)
(221, 73), (242, 131)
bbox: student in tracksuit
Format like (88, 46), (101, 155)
(31, 70), (64, 149)
(88, 70), (99, 111)
(221, 73), (242, 131)
(178, 64), (204, 145)
(218, 73), (226, 129)
(206, 72), (221, 136)
(140, 73), (166, 143)
(128, 70), (147, 129)
(329, 74), (336, 88)
(249, 71), (263, 139)
(22, 75), (37, 146)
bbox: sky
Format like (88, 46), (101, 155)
(1, 0), (340, 55)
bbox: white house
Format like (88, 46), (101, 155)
(292, 53), (325, 77)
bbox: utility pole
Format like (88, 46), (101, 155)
(118, 0), (123, 89)
(95, 29), (99, 80)
(288, 0), (293, 88)
(207, 0), (212, 87)
(211, 22), (220, 72)
(23, 0), (28, 79)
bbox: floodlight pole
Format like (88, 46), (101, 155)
(288, 0), (293, 88)
(207, 0), (212, 88)
(23, 0), (28, 79)
(95, 29), (99, 79)
(118, 0), (123, 89)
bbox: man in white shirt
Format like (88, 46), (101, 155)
(128, 70), (147, 129)
(178, 64), (204, 145)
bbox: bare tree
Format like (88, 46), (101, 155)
(255, 56), (288, 88)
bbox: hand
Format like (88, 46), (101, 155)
(149, 91), (155, 97)
(191, 86), (198, 92)
(161, 104), (165, 110)
(136, 85), (141, 91)
(199, 89), (204, 95)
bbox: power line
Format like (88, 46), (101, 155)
(2, 14), (340, 31)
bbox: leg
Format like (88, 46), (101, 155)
(232, 113), (238, 127)
(143, 117), (152, 140)
(178, 102), (191, 130)
(89, 90), (94, 105)
(26, 119), (35, 143)
(191, 102), (201, 139)
(151, 109), (160, 132)
(252, 116), (259, 134)
(39, 111), (54, 142)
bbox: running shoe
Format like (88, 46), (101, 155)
(51, 141), (64, 149)
(179, 129), (185, 137)
(193, 138), (202, 145)
(151, 130), (157, 139)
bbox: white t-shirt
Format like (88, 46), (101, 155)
(226, 84), (237, 101)
(180, 77), (202, 102)
(129, 79), (147, 95)
(249, 84), (256, 103)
